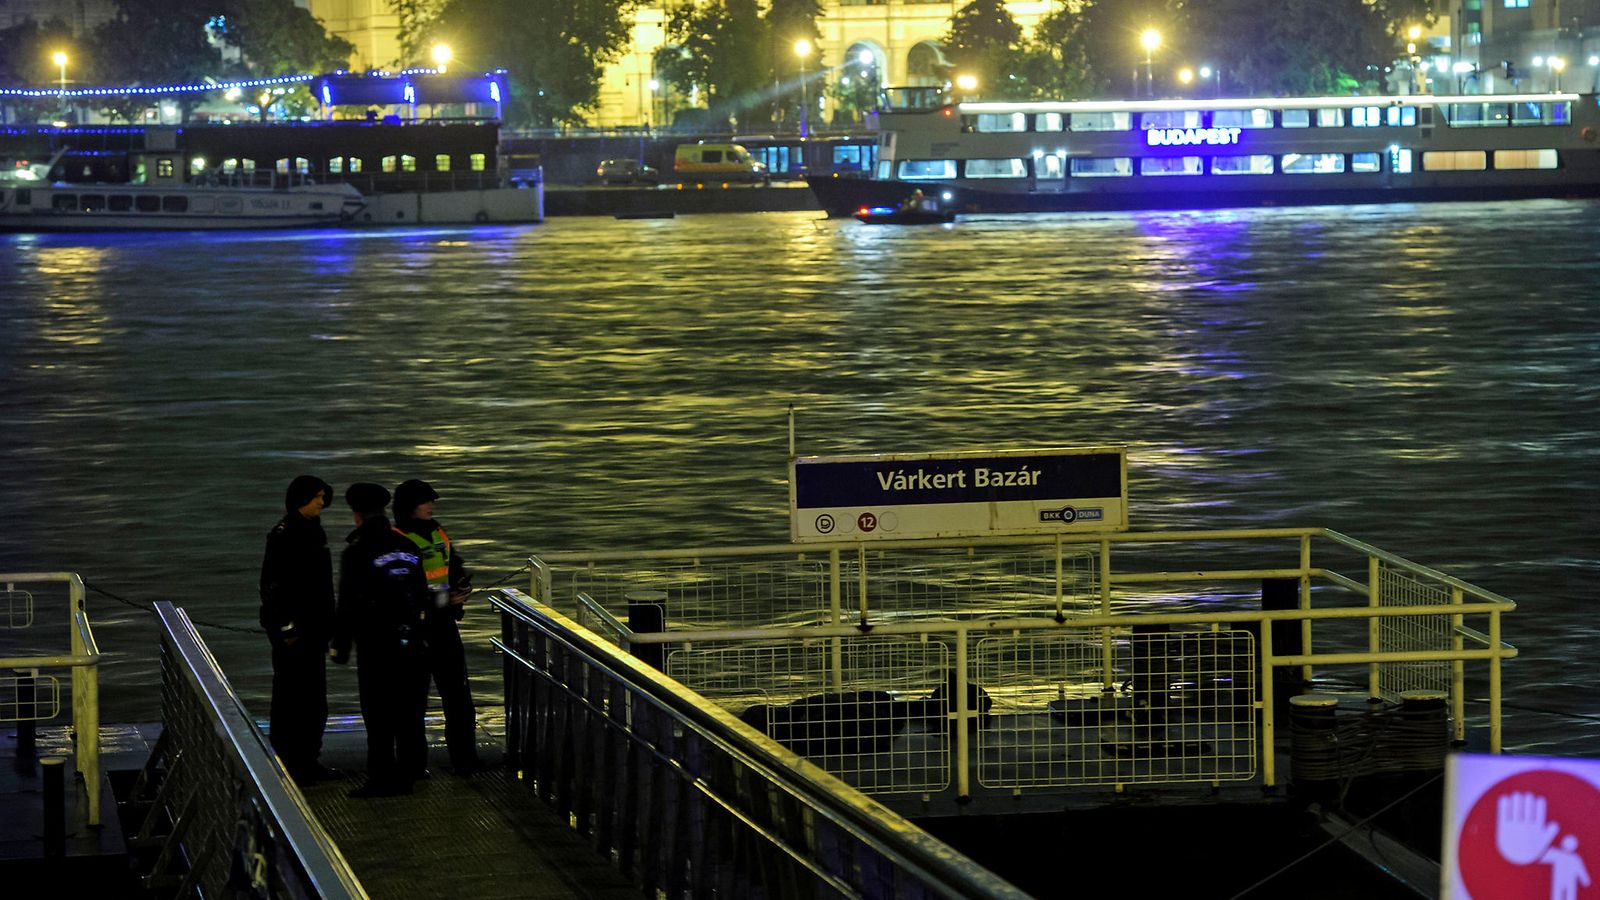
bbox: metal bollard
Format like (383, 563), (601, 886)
(41, 756), (65, 857)
(625, 590), (668, 670)
(1288, 693), (1340, 803)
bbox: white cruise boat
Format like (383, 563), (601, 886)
(807, 88), (1600, 216)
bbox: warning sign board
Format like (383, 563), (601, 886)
(1443, 753), (1600, 899)
(788, 446), (1128, 543)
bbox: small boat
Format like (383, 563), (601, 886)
(853, 203), (956, 225)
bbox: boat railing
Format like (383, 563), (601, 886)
(531, 527), (1517, 805)
(139, 601), (366, 899)
(0, 571), (101, 824)
(490, 586), (1031, 898)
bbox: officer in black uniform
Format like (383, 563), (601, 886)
(331, 482), (432, 798)
(259, 474), (337, 783)
(393, 479), (484, 775)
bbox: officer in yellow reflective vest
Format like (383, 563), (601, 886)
(392, 479), (485, 775)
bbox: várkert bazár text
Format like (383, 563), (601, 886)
(875, 467), (1043, 491)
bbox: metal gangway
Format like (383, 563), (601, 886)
(531, 527), (1518, 817)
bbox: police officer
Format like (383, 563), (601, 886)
(259, 475), (337, 782)
(393, 479), (484, 775)
(331, 482), (432, 798)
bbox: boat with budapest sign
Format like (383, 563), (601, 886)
(806, 86), (1600, 216)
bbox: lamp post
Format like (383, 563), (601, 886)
(431, 43), (452, 74)
(794, 39), (812, 137)
(1550, 56), (1566, 91)
(1140, 29), (1161, 98)
(1200, 65), (1220, 97)
(1178, 67), (1194, 90)
(52, 51), (67, 112)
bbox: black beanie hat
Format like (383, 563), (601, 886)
(285, 475), (332, 512)
(394, 479), (439, 519)
(345, 482), (391, 514)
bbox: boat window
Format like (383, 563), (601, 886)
(470, 153), (487, 172)
(223, 158), (239, 174)
(295, 157), (310, 175)
(1038, 154), (1065, 178)
(1069, 112), (1131, 132)
(329, 157), (343, 174)
(109, 195), (133, 211)
(52, 194), (77, 210)
(1317, 108), (1344, 127)
(896, 159), (956, 180)
(1389, 147), (1413, 173)
(1034, 112), (1064, 132)
(162, 195), (189, 212)
(242, 159), (257, 173)
(1423, 150), (1487, 171)
(382, 156), (398, 173)
(14, 188), (30, 205)
(80, 194), (106, 211)
(348, 157), (363, 173)
(963, 158), (1027, 179)
(435, 154), (452, 172)
(1510, 102), (1567, 125)
(1211, 154), (1274, 175)
(1069, 157), (1132, 177)
(1139, 156), (1202, 176)
(1141, 110), (1202, 130)
(276, 158), (291, 174)
(400, 155), (417, 173)
(1281, 109), (1311, 128)
(1492, 149), (1557, 169)
(189, 197), (215, 214)
(1281, 152), (1345, 173)
(190, 158), (207, 175)
(1212, 108), (1272, 128)
(1351, 152), (1381, 172)
(135, 195), (160, 212)
(1385, 107), (1417, 126)
(310, 202), (324, 210)
(1351, 106), (1382, 127)
(973, 113), (1027, 133)
(876, 160), (892, 179)
(157, 159), (174, 178)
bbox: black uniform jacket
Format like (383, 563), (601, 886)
(333, 515), (432, 658)
(259, 512), (336, 646)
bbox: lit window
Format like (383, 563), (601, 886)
(401, 155), (417, 172)
(1282, 109), (1311, 128)
(1352, 152), (1381, 172)
(1139, 156), (1202, 175)
(470, 153), (486, 172)
(1318, 108), (1344, 127)
(1493, 149), (1557, 169)
(974, 113), (1027, 133)
(276, 158), (290, 174)
(223, 158), (238, 174)
(964, 158), (1027, 178)
(1212, 154), (1274, 175)
(1069, 112), (1132, 132)
(1352, 107), (1382, 127)
(1385, 107), (1417, 126)
(348, 158), (363, 174)
(1038, 154), (1065, 178)
(329, 157), (343, 174)
(1034, 113), (1064, 132)
(1390, 147), (1413, 173)
(1212, 108), (1273, 128)
(435, 154), (451, 171)
(157, 159), (174, 178)
(382, 155), (398, 173)
(897, 159), (956, 179)
(242, 159), (256, 173)
(1504, 0), (1528, 7)
(876, 160), (892, 179)
(1070, 157), (1132, 177)
(1281, 152), (1346, 173)
(1141, 110), (1202, 130)
(1422, 150), (1487, 170)
(295, 157), (310, 175)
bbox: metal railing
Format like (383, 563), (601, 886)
(0, 572), (100, 824)
(530, 527), (1518, 802)
(493, 587), (1030, 899)
(137, 602), (366, 899)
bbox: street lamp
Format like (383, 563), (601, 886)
(1200, 64), (1221, 97)
(1550, 56), (1566, 91)
(794, 39), (812, 138)
(1178, 67), (1194, 88)
(431, 43), (452, 74)
(52, 51), (67, 109)
(1140, 29), (1161, 98)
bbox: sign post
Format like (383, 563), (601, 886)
(789, 446), (1128, 543)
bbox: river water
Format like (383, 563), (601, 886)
(2, 203), (1597, 759)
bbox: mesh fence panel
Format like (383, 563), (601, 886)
(1377, 562), (1454, 699)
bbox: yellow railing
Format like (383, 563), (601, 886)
(1, 572), (101, 825)
(529, 527), (1517, 802)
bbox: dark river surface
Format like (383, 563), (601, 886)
(2, 202), (1597, 761)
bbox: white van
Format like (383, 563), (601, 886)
(673, 143), (768, 183)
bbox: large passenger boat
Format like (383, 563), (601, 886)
(806, 87), (1600, 215)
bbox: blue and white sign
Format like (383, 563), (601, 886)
(789, 446), (1128, 542)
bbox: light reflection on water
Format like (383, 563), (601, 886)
(1, 202), (1598, 754)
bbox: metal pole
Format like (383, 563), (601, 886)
(1145, 51), (1153, 98)
(800, 60), (809, 137)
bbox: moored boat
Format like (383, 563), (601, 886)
(808, 86), (1600, 216)
(0, 180), (364, 231)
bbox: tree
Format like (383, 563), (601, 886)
(389, 0), (447, 68)
(765, 0), (821, 131)
(656, 0), (767, 131)
(943, 0), (1026, 99)
(87, 0), (221, 121)
(0, 18), (77, 123)
(428, 0), (641, 128)
(213, 0), (355, 76)
(1015, 0), (1098, 100)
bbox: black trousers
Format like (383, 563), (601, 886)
(425, 617), (480, 768)
(269, 638), (328, 771)
(355, 642), (430, 785)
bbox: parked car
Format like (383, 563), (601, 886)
(597, 159), (660, 185)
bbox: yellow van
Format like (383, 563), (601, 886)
(673, 143), (769, 183)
